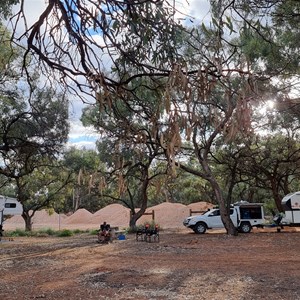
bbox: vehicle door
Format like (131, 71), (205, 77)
(207, 209), (223, 228)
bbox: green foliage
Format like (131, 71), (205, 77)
(7, 228), (31, 237)
(264, 200), (278, 216)
(0, 26), (20, 72)
(62, 147), (108, 212)
(37, 228), (56, 236)
(5, 0), (299, 232)
(56, 229), (73, 237)
(0, 0), (19, 19)
(0, 32), (70, 228)
(4, 228), (89, 237)
(89, 229), (100, 235)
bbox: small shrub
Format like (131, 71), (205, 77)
(4, 228), (91, 238)
(36, 232), (49, 237)
(56, 229), (73, 237)
(89, 229), (99, 235)
(38, 228), (56, 236)
(7, 229), (30, 237)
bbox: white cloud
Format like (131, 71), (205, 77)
(175, 0), (211, 25)
(67, 118), (98, 148)
(68, 118), (97, 138)
(189, 0), (211, 22)
(65, 139), (97, 150)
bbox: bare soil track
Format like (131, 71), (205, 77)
(0, 229), (299, 300)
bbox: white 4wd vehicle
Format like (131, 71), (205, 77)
(183, 201), (265, 234)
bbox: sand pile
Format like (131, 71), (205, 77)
(91, 204), (130, 228)
(187, 201), (214, 213)
(4, 201), (213, 231)
(137, 202), (190, 228)
(64, 208), (93, 224)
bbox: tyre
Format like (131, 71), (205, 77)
(194, 222), (207, 234)
(239, 222), (252, 233)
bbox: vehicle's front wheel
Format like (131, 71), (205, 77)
(193, 222), (207, 234)
(239, 222), (252, 233)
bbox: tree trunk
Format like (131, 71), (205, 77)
(270, 178), (284, 212)
(22, 212), (33, 231)
(210, 177), (238, 235)
(129, 167), (150, 230)
(202, 160), (238, 236)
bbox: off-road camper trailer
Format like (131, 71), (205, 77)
(0, 195), (23, 216)
(0, 195), (23, 238)
(281, 192), (300, 225)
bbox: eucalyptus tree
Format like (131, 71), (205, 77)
(0, 83), (70, 230)
(213, 0), (300, 100)
(235, 132), (300, 212)
(0, 84), (69, 175)
(10, 1), (300, 234)
(62, 147), (106, 212)
(10, 0), (180, 100)
(81, 88), (168, 228)
(16, 161), (72, 231)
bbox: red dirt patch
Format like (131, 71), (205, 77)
(0, 229), (299, 300)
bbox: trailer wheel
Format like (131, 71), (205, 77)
(239, 222), (252, 233)
(194, 222), (207, 234)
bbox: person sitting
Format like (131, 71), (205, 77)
(98, 221), (111, 243)
(100, 221), (110, 232)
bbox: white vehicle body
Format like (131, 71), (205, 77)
(0, 195), (23, 222)
(281, 192), (300, 225)
(0, 195), (23, 239)
(183, 202), (265, 234)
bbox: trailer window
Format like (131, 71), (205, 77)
(5, 203), (17, 208)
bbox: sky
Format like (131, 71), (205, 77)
(12, 0), (211, 150)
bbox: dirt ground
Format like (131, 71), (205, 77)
(0, 228), (299, 300)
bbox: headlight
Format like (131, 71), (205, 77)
(183, 219), (189, 226)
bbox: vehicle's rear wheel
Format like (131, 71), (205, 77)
(239, 222), (252, 233)
(194, 222), (207, 234)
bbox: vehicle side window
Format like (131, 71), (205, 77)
(209, 210), (220, 217)
(230, 209), (234, 215)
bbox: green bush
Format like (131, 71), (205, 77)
(56, 229), (73, 237)
(38, 228), (56, 236)
(4, 228), (93, 237)
(89, 229), (99, 235)
(6, 229), (30, 237)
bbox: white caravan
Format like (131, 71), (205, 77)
(0, 195), (23, 237)
(0, 195), (23, 217)
(280, 192), (300, 225)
